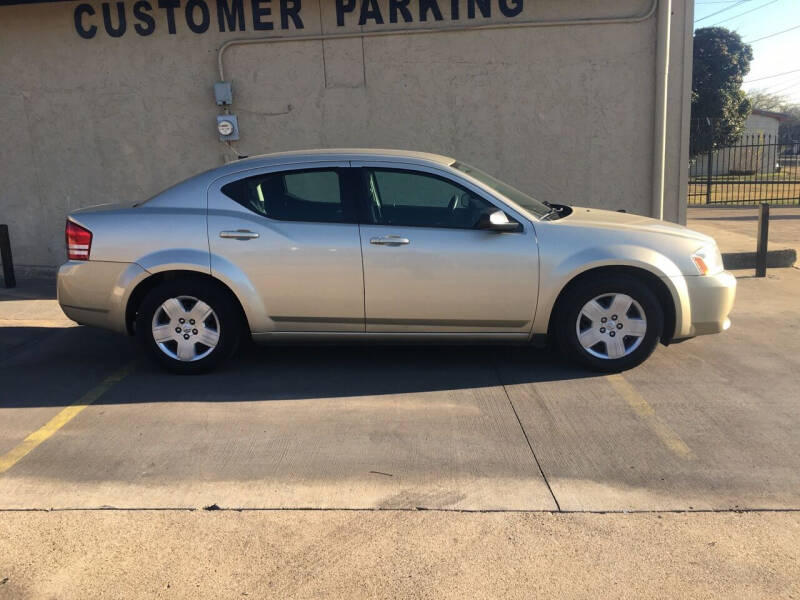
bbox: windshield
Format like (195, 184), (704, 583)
(451, 161), (552, 219)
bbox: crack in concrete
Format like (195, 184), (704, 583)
(492, 361), (562, 512)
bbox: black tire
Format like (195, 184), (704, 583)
(555, 274), (663, 372)
(136, 278), (242, 374)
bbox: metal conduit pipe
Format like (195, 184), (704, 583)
(217, 0), (658, 80)
(651, 0), (673, 220)
(216, 0), (672, 220)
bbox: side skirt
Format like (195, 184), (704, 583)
(251, 332), (533, 345)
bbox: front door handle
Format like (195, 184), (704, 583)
(220, 230), (260, 240)
(370, 236), (410, 246)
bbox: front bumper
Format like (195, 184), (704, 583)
(57, 260), (149, 333)
(676, 270), (737, 339)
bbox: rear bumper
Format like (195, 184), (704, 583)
(57, 260), (150, 333)
(674, 270), (737, 339)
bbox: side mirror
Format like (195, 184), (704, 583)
(477, 210), (521, 232)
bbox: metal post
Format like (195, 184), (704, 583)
(0, 224), (16, 289)
(756, 203), (769, 278)
(706, 146), (713, 204)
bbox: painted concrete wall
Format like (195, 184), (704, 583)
(0, 0), (692, 271)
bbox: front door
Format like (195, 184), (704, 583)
(354, 163), (539, 334)
(208, 162), (365, 333)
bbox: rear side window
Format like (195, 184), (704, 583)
(221, 169), (352, 223)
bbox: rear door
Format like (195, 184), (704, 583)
(353, 162), (539, 334)
(208, 162), (365, 333)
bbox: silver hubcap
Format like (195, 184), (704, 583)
(151, 295), (220, 362)
(575, 293), (647, 360)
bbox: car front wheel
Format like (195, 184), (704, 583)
(556, 274), (663, 372)
(136, 279), (241, 374)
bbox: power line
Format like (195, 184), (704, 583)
(762, 75), (800, 92)
(712, 0), (778, 25)
(695, 0), (751, 23)
(767, 85), (800, 98)
(746, 24), (800, 43)
(746, 72), (800, 91)
(748, 75), (800, 96)
(744, 68), (800, 83)
(768, 77), (800, 95)
(760, 79), (800, 94)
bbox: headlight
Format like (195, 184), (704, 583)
(691, 244), (724, 276)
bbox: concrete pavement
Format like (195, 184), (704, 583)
(1, 268), (800, 597)
(2, 270), (800, 512)
(688, 206), (800, 249)
(1, 511), (798, 599)
(688, 206), (799, 268)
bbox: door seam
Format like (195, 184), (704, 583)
(357, 223), (367, 333)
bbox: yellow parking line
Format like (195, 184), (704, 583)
(606, 373), (695, 460)
(0, 361), (137, 474)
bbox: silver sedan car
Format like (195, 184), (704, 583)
(58, 149), (736, 374)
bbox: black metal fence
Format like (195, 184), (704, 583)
(688, 134), (800, 206)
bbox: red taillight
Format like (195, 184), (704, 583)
(66, 220), (92, 261)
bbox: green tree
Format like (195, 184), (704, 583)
(691, 27), (753, 156)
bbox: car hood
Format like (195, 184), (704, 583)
(555, 207), (715, 245)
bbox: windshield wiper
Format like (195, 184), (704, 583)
(538, 201), (556, 220)
(541, 204), (561, 221)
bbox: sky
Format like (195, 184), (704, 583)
(693, 0), (800, 103)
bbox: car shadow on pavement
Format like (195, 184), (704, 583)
(0, 325), (600, 408)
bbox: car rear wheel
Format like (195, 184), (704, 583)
(555, 274), (663, 372)
(136, 279), (241, 374)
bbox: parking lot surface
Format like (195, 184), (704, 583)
(2, 270), (800, 512)
(1, 268), (799, 597)
(688, 206), (800, 250)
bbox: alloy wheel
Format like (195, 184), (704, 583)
(575, 293), (647, 360)
(151, 295), (220, 362)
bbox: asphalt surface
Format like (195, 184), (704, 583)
(1, 268), (799, 597)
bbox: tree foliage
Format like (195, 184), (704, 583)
(747, 90), (796, 114)
(690, 27), (753, 156)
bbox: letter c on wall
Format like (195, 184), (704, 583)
(74, 3), (98, 39)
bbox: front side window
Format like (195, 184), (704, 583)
(364, 168), (496, 229)
(221, 169), (351, 223)
(451, 161), (551, 219)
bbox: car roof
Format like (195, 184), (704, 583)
(142, 149), (460, 209)
(214, 148), (456, 176)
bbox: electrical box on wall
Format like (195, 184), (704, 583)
(217, 114), (239, 141)
(214, 82), (233, 106)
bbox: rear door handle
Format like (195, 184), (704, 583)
(370, 236), (410, 246)
(220, 230), (259, 240)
